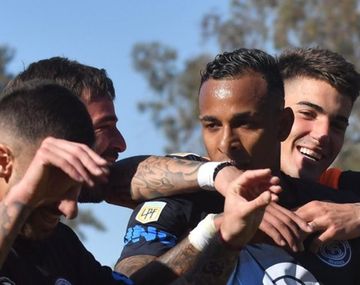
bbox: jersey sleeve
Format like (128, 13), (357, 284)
(118, 196), (192, 261)
(319, 167), (342, 189)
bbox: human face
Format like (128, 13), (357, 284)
(199, 75), (284, 172)
(86, 97), (126, 163)
(281, 77), (353, 180)
(22, 187), (80, 240)
(4, 144), (81, 240)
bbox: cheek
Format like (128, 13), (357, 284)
(94, 132), (108, 154)
(203, 133), (218, 158)
(331, 132), (345, 155)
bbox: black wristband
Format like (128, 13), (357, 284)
(212, 161), (234, 182)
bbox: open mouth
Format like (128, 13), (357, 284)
(298, 147), (322, 162)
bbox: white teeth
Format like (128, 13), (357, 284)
(299, 147), (322, 161)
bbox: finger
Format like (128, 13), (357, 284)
(42, 141), (108, 186)
(274, 203), (313, 233)
(259, 219), (287, 247)
(309, 229), (334, 253)
(36, 146), (86, 184)
(262, 204), (304, 251)
(44, 138), (109, 176)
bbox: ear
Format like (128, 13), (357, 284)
(0, 144), (13, 183)
(277, 107), (294, 142)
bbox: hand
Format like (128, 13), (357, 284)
(295, 201), (360, 252)
(9, 137), (109, 209)
(258, 203), (312, 252)
(214, 166), (243, 196)
(220, 169), (280, 249)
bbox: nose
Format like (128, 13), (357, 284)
(218, 127), (241, 157)
(58, 187), (80, 219)
(312, 118), (330, 145)
(113, 128), (127, 153)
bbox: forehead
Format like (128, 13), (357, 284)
(284, 77), (353, 116)
(85, 97), (117, 125)
(199, 75), (269, 114)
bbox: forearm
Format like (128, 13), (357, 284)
(0, 188), (32, 267)
(171, 235), (238, 285)
(128, 238), (201, 285)
(106, 155), (203, 203)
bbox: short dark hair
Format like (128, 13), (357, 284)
(6, 57), (115, 102)
(278, 47), (360, 103)
(200, 48), (284, 104)
(0, 80), (95, 146)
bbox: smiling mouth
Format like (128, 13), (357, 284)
(298, 147), (322, 162)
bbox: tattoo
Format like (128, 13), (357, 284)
(132, 156), (203, 200)
(0, 200), (31, 267)
(172, 235), (238, 285)
(115, 255), (156, 276)
(116, 236), (238, 285)
(158, 237), (199, 276)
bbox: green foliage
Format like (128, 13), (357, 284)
(0, 45), (14, 91)
(133, 0), (360, 169)
(133, 42), (211, 153)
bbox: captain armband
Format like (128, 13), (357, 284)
(197, 161), (234, 191)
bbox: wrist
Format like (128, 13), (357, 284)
(188, 213), (218, 251)
(197, 161), (234, 191)
(217, 229), (243, 251)
(5, 182), (35, 209)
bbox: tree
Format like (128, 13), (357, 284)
(0, 45), (14, 91)
(133, 0), (360, 169)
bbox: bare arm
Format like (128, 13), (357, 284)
(116, 169), (280, 284)
(106, 156), (205, 204)
(0, 190), (32, 267)
(102, 156), (248, 207)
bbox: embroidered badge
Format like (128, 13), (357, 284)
(135, 201), (167, 224)
(317, 240), (352, 267)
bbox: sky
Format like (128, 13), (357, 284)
(1, 0), (227, 267)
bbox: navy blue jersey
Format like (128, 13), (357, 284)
(1, 222), (133, 285)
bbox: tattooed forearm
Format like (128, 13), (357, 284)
(115, 255), (156, 276)
(132, 156), (204, 200)
(158, 237), (200, 276)
(0, 199), (31, 267)
(122, 240), (201, 285)
(172, 234), (238, 285)
(104, 155), (205, 206)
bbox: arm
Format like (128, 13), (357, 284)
(0, 187), (33, 267)
(105, 156), (206, 205)
(117, 169), (280, 284)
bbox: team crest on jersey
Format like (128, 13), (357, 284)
(317, 240), (351, 267)
(0, 277), (15, 285)
(136, 201), (167, 224)
(55, 278), (72, 285)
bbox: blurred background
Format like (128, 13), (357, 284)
(2, 0), (360, 267)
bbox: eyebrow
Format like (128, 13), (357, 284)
(94, 115), (118, 125)
(199, 112), (256, 122)
(297, 101), (349, 124)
